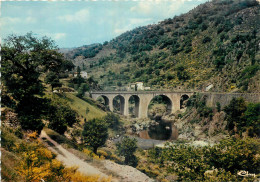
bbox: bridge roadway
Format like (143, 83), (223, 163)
(90, 91), (260, 118)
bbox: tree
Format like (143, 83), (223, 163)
(82, 119), (108, 154)
(77, 66), (81, 76)
(103, 113), (120, 131)
(2, 33), (73, 132)
(242, 103), (260, 137)
(76, 83), (89, 98)
(45, 71), (62, 91)
(1, 34), (62, 132)
(47, 97), (78, 134)
(116, 136), (138, 167)
(224, 97), (247, 132)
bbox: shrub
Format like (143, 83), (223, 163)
(175, 64), (190, 81)
(203, 36), (212, 43)
(216, 102), (221, 112)
(116, 136), (138, 167)
(224, 97), (247, 132)
(103, 113), (120, 128)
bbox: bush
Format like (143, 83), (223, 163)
(175, 64), (190, 81)
(103, 113), (120, 128)
(214, 57), (225, 69)
(216, 102), (221, 112)
(116, 136), (138, 167)
(224, 97), (247, 132)
(242, 103), (260, 137)
(202, 36), (212, 43)
(149, 137), (260, 181)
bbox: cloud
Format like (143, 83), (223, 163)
(25, 17), (37, 24)
(45, 32), (66, 40)
(1, 17), (20, 26)
(130, 1), (185, 18)
(114, 27), (130, 35)
(53, 33), (66, 40)
(1, 16), (37, 27)
(58, 9), (89, 23)
(113, 18), (152, 36)
(130, 2), (153, 15)
(129, 18), (152, 25)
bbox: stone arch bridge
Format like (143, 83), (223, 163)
(91, 91), (260, 118)
(91, 91), (193, 118)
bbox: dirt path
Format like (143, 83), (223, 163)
(40, 130), (108, 178)
(102, 160), (153, 182)
(40, 130), (154, 182)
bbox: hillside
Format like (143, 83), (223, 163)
(66, 0), (260, 93)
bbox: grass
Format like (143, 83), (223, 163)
(63, 93), (106, 121)
(45, 92), (106, 122)
(1, 148), (24, 182)
(44, 127), (80, 150)
(1, 126), (24, 182)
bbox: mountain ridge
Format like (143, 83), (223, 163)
(64, 0), (260, 93)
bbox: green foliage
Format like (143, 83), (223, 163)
(186, 94), (213, 120)
(148, 137), (259, 181)
(239, 65), (259, 81)
(214, 57), (225, 70)
(69, 0), (259, 92)
(216, 102), (221, 112)
(82, 118), (108, 154)
(103, 113), (120, 128)
(116, 136), (138, 167)
(47, 96), (79, 134)
(242, 103), (260, 137)
(16, 97), (50, 133)
(224, 98), (259, 137)
(2, 33), (73, 132)
(198, 106), (213, 119)
(1, 91), (17, 109)
(2, 126), (20, 151)
(73, 44), (102, 59)
(175, 64), (190, 81)
(86, 107), (90, 114)
(202, 36), (212, 43)
(205, 137), (260, 174)
(76, 83), (90, 98)
(224, 97), (247, 132)
(45, 71), (62, 91)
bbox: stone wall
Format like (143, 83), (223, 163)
(203, 93), (260, 108)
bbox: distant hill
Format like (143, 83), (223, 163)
(65, 0), (260, 93)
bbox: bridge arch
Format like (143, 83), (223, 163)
(128, 95), (140, 118)
(97, 95), (110, 108)
(180, 94), (189, 109)
(148, 95), (172, 118)
(113, 95), (125, 115)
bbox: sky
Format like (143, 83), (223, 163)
(1, 0), (208, 48)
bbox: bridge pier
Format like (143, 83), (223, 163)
(124, 95), (130, 117)
(168, 94), (181, 113)
(108, 96), (114, 112)
(138, 95), (153, 118)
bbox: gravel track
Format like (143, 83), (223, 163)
(40, 130), (154, 182)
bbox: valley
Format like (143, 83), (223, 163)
(1, 0), (260, 181)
